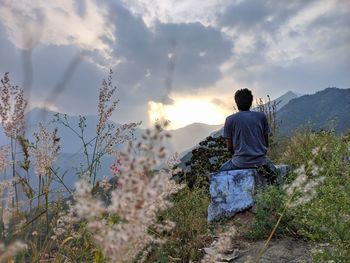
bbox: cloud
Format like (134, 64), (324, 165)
(219, 0), (350, 97)
(119, 0), (228, 26)
(219, 0), (317, 34)
(0, 0), (114, 58)
(0, 0), (349, 128)
(104, 1), (233, 104)
(0, 1), (233, 126)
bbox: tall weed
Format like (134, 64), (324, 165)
(249, 130), (350, 262)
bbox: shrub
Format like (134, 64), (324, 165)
(244, 185), (297, 240)
(247, 130), (350, 262)
(146, 187), (212, 262)
(285, 132), (350, 262)
(181, 136), (231, 189)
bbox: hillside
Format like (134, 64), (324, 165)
(277, 88), (350, 135)
(0, 108), (221, 190)
(169, 122), (223, 154)
(0, 108), (221, 155)
(274, 91), (299, 109)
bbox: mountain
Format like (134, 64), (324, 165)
(0, 108), (222, 190)
(277, 88), (350, 135)
(274, 91), (299, 109)
(168, 123), (223, 154)
(211, 88), (349, 138)
(0, 108), (221, 155)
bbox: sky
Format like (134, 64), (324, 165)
(0, 0), (349, 129)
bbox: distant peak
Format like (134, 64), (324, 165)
(26, 107), (52, 115)
(285, 91), (297, 95)
(278, 91), (298, 98)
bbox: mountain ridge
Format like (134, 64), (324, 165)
(277, 87), (350, 135)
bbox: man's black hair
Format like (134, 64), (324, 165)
(234, 88), (253, 111)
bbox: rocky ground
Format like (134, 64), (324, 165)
(201, 211), (313, 263)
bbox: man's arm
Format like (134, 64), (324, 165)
(264, 134), (269, 148)
(226, 138), (235, 155)
(224, 116), (234, 155)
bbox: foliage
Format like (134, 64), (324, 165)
(255, 95), (285, 162)
(145, 187), (211, 262)
(246, 130), (350, 262)
(255, 95), (279, 136)
(244, 185), (296, 240)
(0, 71), (176, 262)
(283, 131), (350, 262)
(181, 136), (231, 189)
(53, 69), (140, 187)
(52, 121), (183, 263)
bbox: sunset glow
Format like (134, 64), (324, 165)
(148, 97), (232, 129)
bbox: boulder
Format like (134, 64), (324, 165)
(208, 165), (288, 223)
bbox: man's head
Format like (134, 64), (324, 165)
(234, 88), (253, 111)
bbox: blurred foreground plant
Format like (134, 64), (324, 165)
(53, 69), (139, 187)
(0, 70), (142, 261)
(0, 72), (28, 209)
(53, 121), (184, 262)
(0, 148), (27, 261)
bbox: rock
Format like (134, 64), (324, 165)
(208, 165), (288, 223)
(217, 249), (240, 262)
(233, 237), (312, 263)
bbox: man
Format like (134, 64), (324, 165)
(220, 88), (277, 183)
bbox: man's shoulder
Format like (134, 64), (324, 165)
(225, 111), (266, 123)
(225, 113), (239, 125)
(229, 111), (265, 118)
(250, 111), (266, 118)
(225, 113), (236, 121)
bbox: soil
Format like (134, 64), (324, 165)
(202, 211), (313, 263)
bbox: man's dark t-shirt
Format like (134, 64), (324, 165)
(223, 111), (270, 168)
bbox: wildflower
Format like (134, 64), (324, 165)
(96, 69), (118, 135)
(288, 176), (325, 208)
(284, 165), (307, 197)
(56, 122), (184, 262)
(110, 160), (121, 176)
(311, 147), (320, 156)
(0, 241), (27, 262)
(285, 153), (326, 208)
(0, 179), (26, 260)
(167, 152), (183, 176)
(0, 146), (10, 173)
(0, 72), (27, 138)
(310, 165), (321, 177)
(29, 123), (60, 177)
(99, 177), (112, 191)
(0, 179), (16, 234)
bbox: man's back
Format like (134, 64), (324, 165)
(224, 111), (269, 168)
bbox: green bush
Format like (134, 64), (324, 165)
(181, 136), (231, 189)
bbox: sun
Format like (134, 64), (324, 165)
(148, 97), (231, 129)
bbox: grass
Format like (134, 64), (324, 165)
(145, 130), (350, 262)
(245, 130), (350, 262)
(145, 187), (212, 262)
